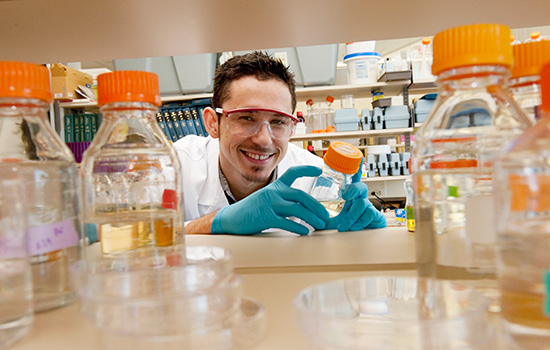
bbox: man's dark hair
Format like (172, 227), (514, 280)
(212, 51), (297, 112)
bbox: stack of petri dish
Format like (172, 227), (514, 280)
(71, 245), (266, 350)
(293, 276), (496, 350)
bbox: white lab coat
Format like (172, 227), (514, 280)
(173, 135), (324, 223)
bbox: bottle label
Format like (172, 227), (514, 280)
(26, 220), (79, 256)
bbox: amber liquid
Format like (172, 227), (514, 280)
(498, 231), (550, 332)
(86, 209), (175, 255)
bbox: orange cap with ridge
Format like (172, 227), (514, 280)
(511, 41), (550, 80)
(422, 37), (431, 45)
(0, 61), (52, 102)
(541, 62), (550, 113)
(323, 141), (363, 174)
(431, 23), (512, 76)
(97, 71), (161, 107)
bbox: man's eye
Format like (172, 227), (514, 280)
(271, 118), (289, 126)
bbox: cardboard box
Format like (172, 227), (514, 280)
(50, 63), (93, 100)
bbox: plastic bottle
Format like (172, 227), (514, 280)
(325, 95), (335, 132)
(412, 24), (532, 310)
(309, 141), (363, 217)
(0, 61), (81, 312)
(404, 176), (415, 233)
(80, 71), (184, 256)
(509, 41), (550, 122)
(524, 31), (549, 43)
(493, 62), (550, 347)
(410, 37), (434, 82)
(305, 99), (315, 134)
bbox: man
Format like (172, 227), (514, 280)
(173, 51), (385, 235)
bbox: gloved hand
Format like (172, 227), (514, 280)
(211, 165), (329, 235)
(325, 159), (386, 232)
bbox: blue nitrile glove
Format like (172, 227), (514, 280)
(211, 165), (330, 235)
(325, 159), (387, 232)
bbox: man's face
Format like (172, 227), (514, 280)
(217, 76), (293, 187)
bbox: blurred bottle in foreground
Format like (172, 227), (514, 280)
(80, 71), (184, 256)
(494, 62), (550, 349)
(509, 41), (550, 122)
(412, 24), (532, 311)
(0, 61), (81, 312)
(0, 171), (33, 348)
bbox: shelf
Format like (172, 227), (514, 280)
(59, 92), (214, 109)
(290, 128), (413, 141)
(59, 81), (412, 109)
(362, 175), (409, 183)
(296, 80), (409, 100)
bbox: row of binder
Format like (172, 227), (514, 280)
(157, 98), (211, 142)
(64, 113), (102, 142)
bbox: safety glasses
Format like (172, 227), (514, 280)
(215, 107), (298, 139)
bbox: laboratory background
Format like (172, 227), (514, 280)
(1, 1), (550, 350)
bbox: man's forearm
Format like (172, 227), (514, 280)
(184, 210), (219, 234)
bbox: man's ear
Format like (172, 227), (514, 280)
(203, 107), (220, 138)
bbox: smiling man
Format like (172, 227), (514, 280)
(174, 51), (385, 235)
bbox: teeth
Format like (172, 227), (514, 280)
(245, 152), (270, 160)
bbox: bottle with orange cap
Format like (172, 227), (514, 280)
(410, 37), (434, 83)
(493, 62), (550, 346)
(509, 41), (550, 122)
(412, 23), (532, 310)
(0, 61), (81, 312)
(80, 71), (184, 255)
(308, 141), (363, 217)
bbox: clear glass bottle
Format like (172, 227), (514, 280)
(493, 62), (550, 347)
(0, 61), (81, 312)
(309, 141), (363, 217)
(412, 24), (533, 310)
(509, 41), (550, 122)
(0, 170), (33, 348)
(80, 71), (184, 256)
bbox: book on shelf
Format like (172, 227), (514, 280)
(176, 109), (191, 136)
(63, 113), (102, 143)
(162, 109), (178, 142)
(169, 109), (185, 140)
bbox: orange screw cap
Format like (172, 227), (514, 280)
(0, 61), (52, 103)
(97, 70), (161, 107)
(431, 23), (512, 76)
(511, 41), (550, 80)
(323, 141), (363, 174)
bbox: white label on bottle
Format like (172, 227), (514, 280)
(465, 195), (495, 245)
(26, 220), (79, 256)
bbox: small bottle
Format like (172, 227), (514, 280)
(412, 24), (532, 310)
(80, 71), (184, 256)
(493, 62), (550, 347)
(325, 95), (335, 131)
(404, 176), (415, 232)
(410, 37), (434, 82)
(509, 41), (550, 122)
(0, 61), (81, 312)
(510, 34), (521, 46)
(305, 99), (315, 134)
(309, 141), (363, 217)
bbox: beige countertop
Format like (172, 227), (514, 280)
(12, 227), (418, 350)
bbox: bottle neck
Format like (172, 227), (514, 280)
(99, 101), (158, 119)
(509, 75), (541, 95)
(436, 65), (511, 92)
(0, 97), (49, 116)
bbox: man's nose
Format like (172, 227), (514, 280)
(251, 121), (273, 142)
